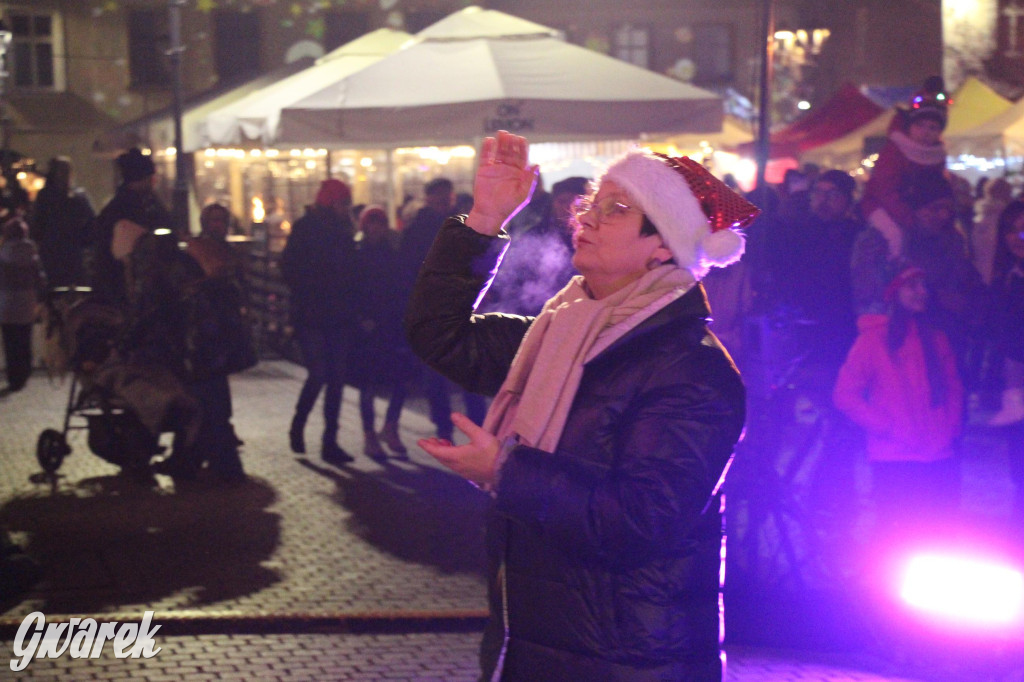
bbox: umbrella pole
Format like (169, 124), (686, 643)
(168, 0), (189, 237)
(755, 0), (775, 193)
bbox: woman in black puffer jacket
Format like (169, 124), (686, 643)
(406, 132), (757, 681)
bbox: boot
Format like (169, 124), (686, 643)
(364, 431), (387, 460)
(379, 421), (408, 456)
(988, 388), (1024, 426)
(289, 417), (305, 454)
(322, 439), (354, 466)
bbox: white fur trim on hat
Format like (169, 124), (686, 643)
(600, 149), (745, 279)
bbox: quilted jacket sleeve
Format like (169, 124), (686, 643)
(494, 345), (745, 565)
(404, 216), (534, 397)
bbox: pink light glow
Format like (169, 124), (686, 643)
(900, 553), (1024, 627)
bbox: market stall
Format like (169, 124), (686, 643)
(800, 76), (1014, 175)
(945, 92), (1024, 178)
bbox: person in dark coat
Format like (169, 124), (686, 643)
(0, 216), (46, 392)
(90, 148), (173, 306)
(406, 131), (755, 681)
(31, 157), (95, 288)
(774, 169), (864, 380)
(281, 178), (358, 465)
(350, 206), (414, 458)
(152, 203), (252, 482)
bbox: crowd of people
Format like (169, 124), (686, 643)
(724, 78), (1024, 536)
(0, 71), (1022, 677)
(0, 149), (254, 484)
(1, 79), (1021, 510)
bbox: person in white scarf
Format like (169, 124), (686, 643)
(417, 132), (754, 486)
(407, 130), (757, 681)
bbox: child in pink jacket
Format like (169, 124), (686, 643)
(833, 265), (964, 532)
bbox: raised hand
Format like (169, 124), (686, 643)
(465, 130), (539, 236)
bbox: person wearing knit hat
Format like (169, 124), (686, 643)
(315, 177), (351, 209)
(116, 147), (157, 184)
(280, 176), (358, 465)
(905, 75), (950, 131)
(835, 260), (964, 553)
(90, 147), (172, 305)
(859, 76), (949, 267)
(349, 205), (414, 459)
(405, 131), (755, 680)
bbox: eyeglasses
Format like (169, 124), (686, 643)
(572, 196), (642, 224)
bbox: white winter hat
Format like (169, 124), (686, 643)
(600, 150), (759, 279)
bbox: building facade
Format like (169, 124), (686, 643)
(0, 0), (951, 206)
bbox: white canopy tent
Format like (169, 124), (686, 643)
(278, 6), (722, 148)
(197, 28), (411, 148)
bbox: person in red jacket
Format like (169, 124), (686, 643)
(833, 264), (964, 537)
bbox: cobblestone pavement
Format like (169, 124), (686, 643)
(0, 633), (940, 682)
(0, 362), (1020, 681)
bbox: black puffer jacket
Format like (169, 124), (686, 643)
(406, 219), (746, 682)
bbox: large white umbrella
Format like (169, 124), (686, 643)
(278, 6), (722, 147)
(198, 28), (411, 147)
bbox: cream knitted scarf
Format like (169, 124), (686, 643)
(482, 265), (696, 452)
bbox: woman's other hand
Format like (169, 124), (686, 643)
(418, 412), (500, 487)
(466, 130), (539, 236)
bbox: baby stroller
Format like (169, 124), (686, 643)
(35, 287), (167, 476)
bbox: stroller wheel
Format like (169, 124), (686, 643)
(37, 429), (70, 473)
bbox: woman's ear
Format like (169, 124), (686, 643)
(644, 241), (674, 270)
(652, 242), (673, 265)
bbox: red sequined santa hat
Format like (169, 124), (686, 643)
(601, 150), (759, 278)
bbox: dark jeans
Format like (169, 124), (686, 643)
(358, 380), (408, 433)
(190, 374), (243, 479)
(293, 326), (351, 444)
(1, 323), (32, 390)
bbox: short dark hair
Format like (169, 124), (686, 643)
(640, 214), (658, 236)
(816, 170), (856, 199)
(552, 176), (589, 198)
(424, 177), (453, 196)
